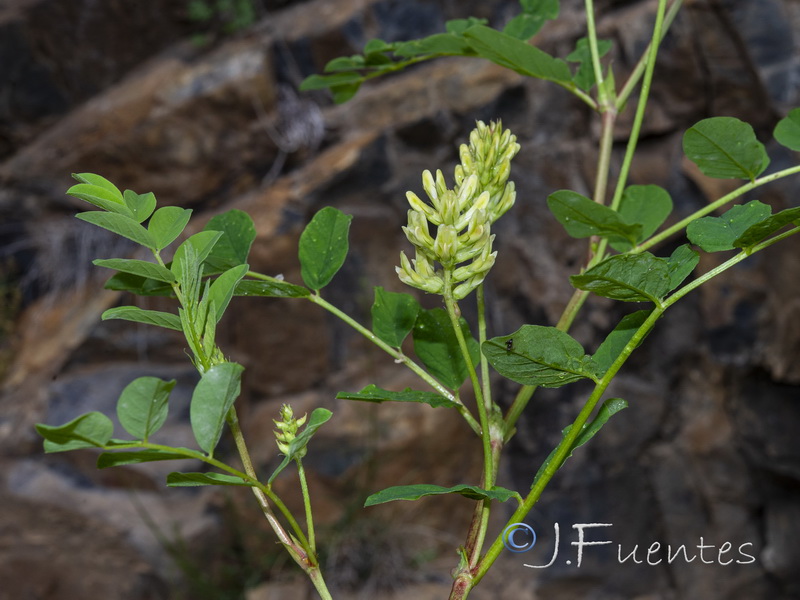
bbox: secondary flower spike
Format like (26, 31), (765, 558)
(274, 404), (307, 457)
(396, 120), (520, 299)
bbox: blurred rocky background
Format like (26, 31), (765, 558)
(1, 0), (799, 598)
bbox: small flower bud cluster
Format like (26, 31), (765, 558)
(274, 404), (307, 457)
(396, 121), (520, 300)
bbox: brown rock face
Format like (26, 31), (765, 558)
(1, 1), (800, 599)
(0, 494), (167, 600)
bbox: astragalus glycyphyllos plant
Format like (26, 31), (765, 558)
(36, 0), (800, 598)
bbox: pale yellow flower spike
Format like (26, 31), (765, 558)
(396, 120), (519, 300)
(274, 404), (307, 457)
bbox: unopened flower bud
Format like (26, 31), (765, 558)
(453, 273), (488, 300)
(433, 224), (458, 265)
(396, 251), (444, 293)
(455, 174), (480, 213)
(422, 170), (439, 205)
(489, 182), (516, 222)
(455, 191), (490, 231)
(403, 210), (435, 250)
(406, 191), (439, 225)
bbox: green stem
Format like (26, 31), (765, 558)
(476, 284), (491, 410)
(559, 81), (599, 111)
(584, 0), (609, 107)
(609, 0), (668, 212)
(503, 384), (536, 441)
(442, 272), (492, 488)
(592, 109), (618, 205)
(296, 458), (316, 553)
(307, 569), (334, 600)
(616, 0), (684, 109)
(751, 225), (800, 251)
(442, 270), (496, 571)
(125, 442), (249, 478)
(634, 165), (800, 253)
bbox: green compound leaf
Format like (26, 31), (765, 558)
(371, 286), (421, 348)
(97, 449), (191, 468)
(299, 9), (567, 105)
(567, 36), (612, 91)
(666, 244), (699, 290)
(547, 189), (641, 245)
(733, 206), (800, 250)
(686, 200), (772, 252)
(207, 264), (249, 322)
(234, 279), (310, 298)
(116, 376), (176, 440)
(76, 211), (156, 249)
(483, 325), (601, 387)
(123, 190), (157, 223)
(532, 397), (628, 488)
(268, 408), (333, 484)
(365, 484), (521, 507)
(103, 272), (175, 297)
(171, 230), (223, 281)
(36, 412), (114, 453)
(299, 13), (569, 104)
(592, 310), (651, 375)
(503, 0), (559, 40)
(463, 25), (572, 85)
(774, 108), (800, 151)
(203, 210), (257, 272)
(412, 308), (480, 391)
(190, 362), (245, 456)
(101, 306), (182, 331)
(72, 173), (124, 202)
(611, 185), (674, 251)
(570, 253), (672, 303)
(68, 183), (133, 218)
(166, 472), (253, 487)
(148, 206), (192, 251)
(336, 385), (460, 409)
(683, 117), (769, 181)
(298, 206), (353, 290)
(93, 258), (176, 283)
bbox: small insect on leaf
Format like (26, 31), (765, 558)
(506, 338), (514, 352)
